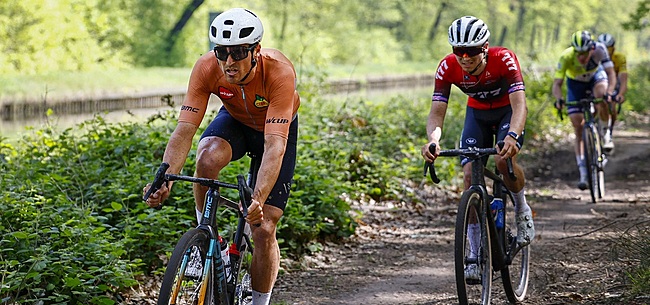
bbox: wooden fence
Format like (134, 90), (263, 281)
(1, 74), (435, 121)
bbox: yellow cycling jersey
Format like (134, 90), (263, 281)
(610, 51), (627, 75)
(554, 43), (614, 82)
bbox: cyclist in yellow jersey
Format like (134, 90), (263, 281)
(598, 33), (628, 153)
(552, 30), (617, 190)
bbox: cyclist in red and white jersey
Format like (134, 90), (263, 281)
(421, 16), (534, 281)
(143, 8), (300, 305)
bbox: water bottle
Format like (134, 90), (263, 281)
(219, 236), (231, 280)
(490, 198), (504, 229)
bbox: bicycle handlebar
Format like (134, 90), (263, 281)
(424, 141), (516, 184)
(143, 162), (254, 218)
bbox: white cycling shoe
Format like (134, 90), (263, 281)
(464, 263), (481, 284)
(516, 210), (535, 246)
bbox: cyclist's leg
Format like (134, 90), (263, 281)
(247, 116), (298, 305)
(592, 69), (613, 147)
(566, 78), (590, 189)
(194, 107), (246, 217)
(460, 107), (491, 262)
(494, 106), (534, 245)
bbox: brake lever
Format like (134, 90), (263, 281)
(424, 143), (441, 184)
(143, 162), (170, 209)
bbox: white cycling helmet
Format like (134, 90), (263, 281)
(209, 8), (264, 46)
(448, 16), (490, 47)
(597, 33), (615, 47)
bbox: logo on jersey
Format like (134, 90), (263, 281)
(501, 123), (510, 131)
(180, 105), (200, 113)
(266, 117), (289, 124)
(501, 52), (518, 71)
(435, 60), (449, 80)
(218, 87), (234, 99)
(254, 95), (269, 108)
(463, 75), (470, 80)
(465, 138), (477, 145)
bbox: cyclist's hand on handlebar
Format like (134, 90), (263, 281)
(245, 199), (264, 225)
(498, 136), (520, 159)
(143, 183), (170, 208)
(615, 94), (625, 104)
(421, 141), (439, 163)
(554, 98), (565, 110)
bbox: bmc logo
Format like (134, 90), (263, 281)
(219, 86), (234, 99)
(181, 105), (200, 113)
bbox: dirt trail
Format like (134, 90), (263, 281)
(273, 126), (650, 305)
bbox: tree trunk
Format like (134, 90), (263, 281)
(428, 2), (448, 42)
(165, 0), (206, 54)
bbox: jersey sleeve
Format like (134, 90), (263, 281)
(432, 56), (454, 103)
(553, 48), (571, 79)
(178, 55), (212, 127)
(499, 49), (525, 93)
(263, 55), (300, 139)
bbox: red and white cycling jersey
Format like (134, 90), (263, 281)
(432, 47), (525, 110)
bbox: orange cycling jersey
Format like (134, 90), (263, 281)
(179, 48), (300, 139)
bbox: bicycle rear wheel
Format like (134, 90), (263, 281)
(583, 124), (598, 203)
(501, 196), (530, 303)
(455, 190), (492, 305)
(158, 228), (218, 305)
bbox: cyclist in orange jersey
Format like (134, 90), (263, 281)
(143, 8), (300, 305)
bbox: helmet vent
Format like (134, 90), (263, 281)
(211, 26), (217, 37)
(239, 27), (254, 39)
(225, 20), (234, 25)
(223, 31), (231, 39)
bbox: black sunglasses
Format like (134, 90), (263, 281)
(452, 46), (484, 57)
(214, 44), (257, 61)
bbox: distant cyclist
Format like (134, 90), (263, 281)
(422, 16), (535, 281)
(598, 32), (627, 152)
(142, 8), (300, 305)
(552, 30), (617, 190)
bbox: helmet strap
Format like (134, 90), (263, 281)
(238, 47), (258, 83)
(469, 50), (488, 75)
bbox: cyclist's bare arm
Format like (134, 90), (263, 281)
(422, 101), (448, 162)
(551, 78), (564, 104)
(618, 72), (628, 102)
(501, 90), (527, 158)
(605, 65), (617, 97)
(143, 121), (198, 207)
(247, 134), (287, 225)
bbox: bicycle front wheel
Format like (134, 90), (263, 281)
(455, 190), (492, 305)
(231, 227), (254, 305)
(158, 228), (217, 305)
(583, 124), (598, 203)
(501, 197), (530, 303)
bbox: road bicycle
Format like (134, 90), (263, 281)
(558, 93), (606, 203)
(425, 143), (530, 305)
(144, 154), (261, 305)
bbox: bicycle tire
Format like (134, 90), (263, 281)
(595, 133), (606, 199)
(589, 124), (604, 201)
(230, 234), (254, 305)
(454, 190), (492, 305)
(158, 228), (218, 305)
(501, 195), (530, 303)
(583, 124), (597, 203)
